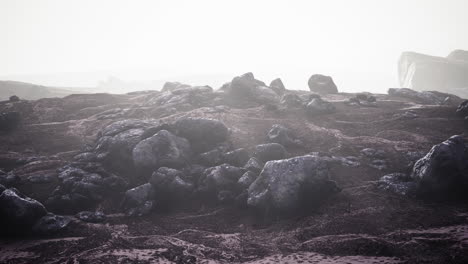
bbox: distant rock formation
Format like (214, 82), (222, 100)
(398, 50), (468, 98)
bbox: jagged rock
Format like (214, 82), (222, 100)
(280, 93), (303, 108)
(456, 100), (468, 117)
(377, 173), (417, 196)
(222, 73), (279, 105)
(0, 111), (21, 131)
(306, 98), (336, 116)
(244, 157), (264, 174)
(411, 135), (468, 199)
(122, 183), (155, 216)
(269, 78), (286, 95)
(32, 213), (71, 234)
(9, 95), (20, 102)
(253, 143), (287, 162)
(237, 171), (258, 189)
(198, 164), (246, 194)
(388, 88), (461, 105)
(94, 120), (153, 173)
(174, 117), (229, 153)
(308, 74), (338, 94)
(267, 124), (301, 147)
(399, 51), (468, 98)
(0, 188), (47, 234)
(224, 148), (250, 167)
(75, 211), (106, 223)
(149, 167), (194, 201)
(247, 155), (340, 211)
(132, 130), (191, 172)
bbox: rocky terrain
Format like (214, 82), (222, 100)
(1, 72), (468, 263)
(0, 80), (86, 101)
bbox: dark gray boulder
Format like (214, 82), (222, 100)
(411, 135), (468, 199)
(0, 189), (47, 234)
(9, 95), (20, 102)
(456, 100), (468, 117)
(122, 183), (155, 216)
(248, 155), (340, 211)
(199, 164), (246, 193)
(237, 171), (258, 189)
(244, 157), (264, 174)
(221, 73), (279, 105)
(132, 130), (191, 172)
(149, 167), (194, 201)
(32, 213), (71, 234)
(270, 78), (286, 95)
(224, 148), (250, 167)
(267, 124), (301, 147)
(308, 74), (338, 94)
(253, 143), (287, 163)
(174, 117), (229, 153)
(306, 98), (336, 116)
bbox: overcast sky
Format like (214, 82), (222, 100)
(1, 0), (468, 92)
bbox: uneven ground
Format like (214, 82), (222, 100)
(1, 90), (468, 263)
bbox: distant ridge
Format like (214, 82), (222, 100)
(0, 80), (85, 100)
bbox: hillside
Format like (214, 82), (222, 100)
(1, 73), (468, 263)
(0, 80), (84, 101)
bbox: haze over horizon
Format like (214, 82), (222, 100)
(2, 0), (468, 93)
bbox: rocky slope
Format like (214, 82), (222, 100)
(0, 80), (84, 101)
(1, 73), (468, 263)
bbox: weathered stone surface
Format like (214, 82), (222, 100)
(174, 117), (229, 153)
(308, 74), (338, 94)
(248, 155), (340, 211)
(253, 143), (287, 163)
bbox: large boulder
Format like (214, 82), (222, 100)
(121, 183), (155, 216)
(198, 164), (246, 194)
(174, 117), (229, 153)
(0, 188), (47, 234)
(248, 155), (340, 211)
(253, 143), (287, 163)
(221, 73), (279, 105)
(269, 78), (286, 95)
(398, 51), (468, 98)
(132, 130), (191, 172)
(411, 135), (468, 199)
(308, 74), (338, 94)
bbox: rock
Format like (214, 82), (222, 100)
(244, 157), (264, 174)
(0, 111), (21, 131)
(122, 183), (155, 216)
(161, 81), (191, 92)
(32, 213), (71, 234)
(9, 95), (20, 102)
(308, 74), (338, 94)
(369, 159), (387, 171)
(217, 190), (235, 204)
(221, 72), (279, 105)
(250, 86), (280, 105)
(198, 148), (225, 167)
(237, 171), (258, 189)
(270, 78), (286, 95)
(174, 117), (229, 153)
(253, 143), (287, 163)
(388, 88), (461, 105)
(306, 98), (336, 116)
(267, 124), (301, 147)
(199, 164), (246, 194)
(132, 130), (191, 172)
(280, 93), (304, 108)
(377, 173), (417, 196)
(456, 100), (468, 117)
(247, 155), (340, 211)
(0, 189), (47, 234)
(348, 93), (377, 107)
(75, 211), (106, 223)
(149, 167), (194, 201)
(399, 51), (468, 98)
(224, 148), (250, 167)
(411, 135), (468, 199)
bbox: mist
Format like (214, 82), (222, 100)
(2, 0), (468, 93)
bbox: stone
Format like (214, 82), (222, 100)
(306, 98), (336, 116)
(253, 143), (287, 163)
(308, 74), (338, 94)
(269, 78), (286, 95)
(149, 167), (194, 200)
(237, 171), (258, 189)
(224, 148), (250, 167)
(199, 164), (246, 193)
(9, 95), (20, 102)
(280, 93), (304, 108)
(248, 155), (340, 211)
(377, 173), (417, 196)
(32, 213), (71, 234)
(122, 183), (155, 216)
(174, 117), (229, 153)
(244, 157), (264, 174)
(132, 130), (191, 172)
(411, 135), (468, 199)
(267, 124), (301, 147)
(75, 211), (106, 223)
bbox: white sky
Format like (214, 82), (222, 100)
(1, 0), (468, 92)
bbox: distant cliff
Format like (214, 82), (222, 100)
(399, 50), (468, 98)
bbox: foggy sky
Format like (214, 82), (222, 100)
(1, 0), (468, 93)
